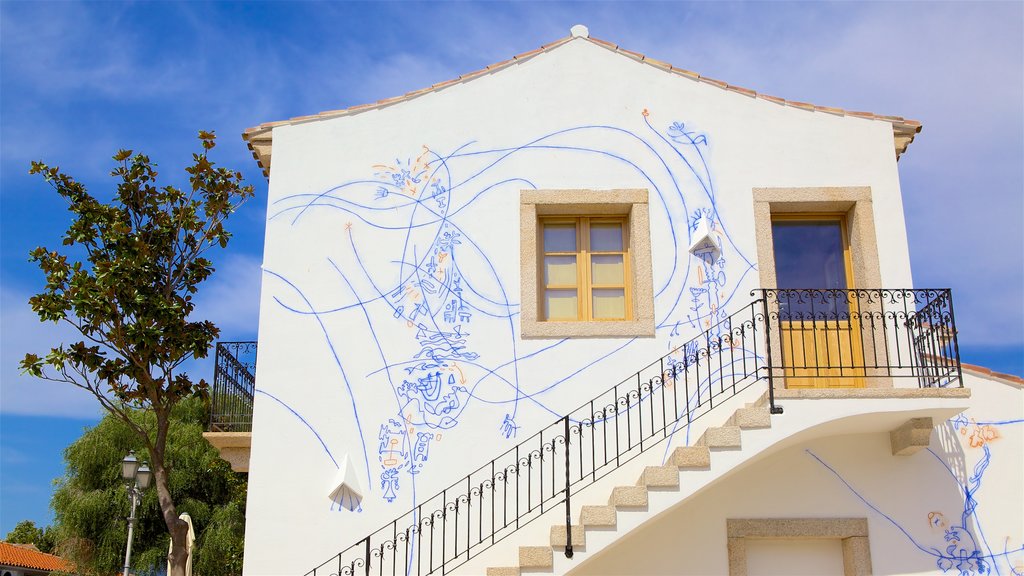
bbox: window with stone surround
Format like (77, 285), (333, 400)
(520, 189), (655, 339)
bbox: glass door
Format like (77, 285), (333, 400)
(771, 215), (865, 388)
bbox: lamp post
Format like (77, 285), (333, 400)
(121, 451), (152, 576)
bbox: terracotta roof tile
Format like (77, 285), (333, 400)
(403, 87), (434, 99)
(727, 85), (757, 98)
(618, 47), (646, 61)
(961, 363), (1024, 385)
(814, 105), (846, 116)
(588, 37), (618, 49)
(672, 68), (701, 80)
(698, 76), (729, 89)
(242, 33), (923, 177)
(757, 93), (788, 105)
(459, 68), (488, 81)
(642, 56), (673, 71)
(375, 95), (407, 106)
(513, 47), (544, 60)
(431, 78), (460, 90)
(787, 100), (816, 111)
(0, 541), (74, 572)
(347, 102), (377, 112)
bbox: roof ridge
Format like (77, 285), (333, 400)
(242, 32), (921, 177)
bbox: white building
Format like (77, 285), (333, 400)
(204, 26), (1023, 576)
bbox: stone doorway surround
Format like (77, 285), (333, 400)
(752, 186), (892, 389)
(726, 518), (872, 576)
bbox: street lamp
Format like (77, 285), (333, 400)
(121, 451), (152, 576)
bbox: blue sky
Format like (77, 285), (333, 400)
(1, 1), (1021, 537)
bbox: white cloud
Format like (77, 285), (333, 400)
(1, 3), (200, 100)
(193, 252), (263, 338)
(0, 285), (103, 418)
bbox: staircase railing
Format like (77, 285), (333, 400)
(209, 341), (258, 432)
(308, 297), (774, 576)
(297, 288), (960, 576)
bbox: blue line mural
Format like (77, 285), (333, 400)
(809, 415), (1023, 576)
(262, 109), (763, 508)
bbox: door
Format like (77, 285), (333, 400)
(771, 215), (865, 388)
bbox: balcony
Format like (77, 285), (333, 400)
(759, 287), (962, 389)
(203, 341), (257, 472)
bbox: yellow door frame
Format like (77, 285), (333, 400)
(771, 213), (865, 388)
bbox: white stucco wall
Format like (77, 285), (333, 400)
(243, 38), (921, 574)
(569, 372), (1023, 576)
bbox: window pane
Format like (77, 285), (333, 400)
(545, 289), (578, 320)
(591, 254), (624, 285)
(771, 220), (849, 319)
(544, 256), (577, 286)
(590, 222), (623, 252)
(771, 221), (847, 289)
(592, 288), (626, 319)
(544, 224), (576, 252)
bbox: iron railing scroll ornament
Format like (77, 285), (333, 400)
(287, 288), (961, 576)
(758, 288), (963, 388)
(209, 341), (257, 432)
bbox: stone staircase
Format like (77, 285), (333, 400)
(483, 404), (773, 576)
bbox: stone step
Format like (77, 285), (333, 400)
(753, 391), (774, 407)
(487, 568), (519, 576)
(670, 445), (711, 469)
(698, 426), (742, 449)
(727, 406), (772, 429)
(637, 465), (680, 488)
(518, 546), (553, 569)
(549, 524), (586, 547)
(609, 485), (648, 507)
(580, 505), (617, 527)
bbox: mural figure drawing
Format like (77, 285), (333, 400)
(265, 111), (771, 513)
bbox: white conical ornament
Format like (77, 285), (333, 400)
(688, 215), (722, 262)
(328, 454), (364, 511)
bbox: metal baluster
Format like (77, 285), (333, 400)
(590, 400), (596, 482)
(637, 373), (643, 451)
(613, 385), (620, 467)
(364, 537), (371, 576)
(946, 291), (963, 387)
(563, 415), (574, 559)
(762, 293), (781, 414)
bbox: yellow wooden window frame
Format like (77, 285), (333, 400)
(540, 216), (633, 321)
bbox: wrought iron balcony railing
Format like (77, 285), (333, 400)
(761, 288), (962, 387)
(306, 288), (961, 576)
(209, 341), (257, 432)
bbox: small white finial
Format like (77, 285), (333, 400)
(570, 24), (589, 39)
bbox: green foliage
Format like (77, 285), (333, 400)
(4, 520), (57, 553)
(20, 131), (253, 409)
(19, 132), (253, 576)
(51, 397), (246, 576)
(5, 519), (44, 544)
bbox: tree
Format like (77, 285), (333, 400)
(51, 397), (246, 576)
(21, 132), (254, 576)
(4, 520), (56, 553)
